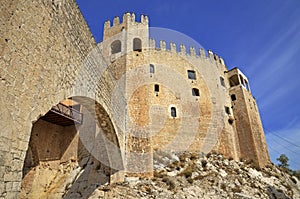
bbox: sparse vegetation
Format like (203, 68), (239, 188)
(276, 154), (300, 180)
(102, 152), (298, 198)
(277, 154), (289, 170)
(179, 153), (189, 162)
(179, 164), (194, 178)
(220, 183), (226, 190)
(153, 170), (165, 178)
(201, 159), (207, 168)
(162, 177), (175, 190)
(232, 186), (242, 193)
(190, 153), (199, 160)
(187, 177), (193, 184)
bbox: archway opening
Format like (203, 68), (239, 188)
(20, 97), (124, 198)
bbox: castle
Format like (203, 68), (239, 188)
(0, 0), (269, 197)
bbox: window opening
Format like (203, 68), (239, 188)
(188, 70), (196, 80)
(192, 88), (200, 96)
(171, 107), (177, 117)
(220, 77), (225, 87)
(229, 74), (239, 87)
(244, 80), (250, 91)
(111, 40), (121, 54)
(154, 84), (159, 92)
(225, 106), (230, 115)
(239, 75), (245, 87)
(133, 38), (142, 52)
(231, 94), (236, 101)
(150, 64), (155, 74)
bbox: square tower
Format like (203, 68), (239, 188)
(228, 68), (270, 167)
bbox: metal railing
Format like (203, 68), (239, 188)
(50, 103), (83, 124)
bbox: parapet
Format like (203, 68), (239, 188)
(104, 12), (148, 31)
(149, 38), (226, 67)
(103, 12), (149, 40)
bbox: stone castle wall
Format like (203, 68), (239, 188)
(0, 1), (270, 197)
(0, 0), (120, 197)
(101, 13), (270, 175)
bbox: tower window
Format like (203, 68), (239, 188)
(225, 106), (230, 115)
(188, 70), (196, 80)
(231, 94), (236, 101)
(229, 74), (239, 87)
(111, 40), (121, 54)
(150, 64), (155, 74)
(171, 107), (177, 117)
(244, 80), (250, 91)
(133, 38), (142, 52)
(154, 84), (159, 92)
(192, 88), (200, 96)
(220, 77), (225, 87)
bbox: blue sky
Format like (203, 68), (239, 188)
(76, 0), (300, 170)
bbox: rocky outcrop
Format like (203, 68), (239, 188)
(93, 152), (299, 198)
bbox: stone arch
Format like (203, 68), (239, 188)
(20, 96), (124, 198)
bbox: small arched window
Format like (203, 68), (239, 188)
(111, 40), (121, 54)
(133, 38), (142, 52)
(150, 64), (155, 74)
(171, 107), (177, 118)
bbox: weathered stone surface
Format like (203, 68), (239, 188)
(93, 152), (299, 199)
(1, 0), (270, 197)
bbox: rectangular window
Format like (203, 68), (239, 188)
(188, 70), (196, 80)
(154, 84), (159, 92)
(192, 88), (200, 96)
(220, 77), (225, 87)
(231, 94), (236, 101)
(150, 64), (155, 74)
(225, 106), (230, 115)
(171, 107), (177, 117)
(229, 74), (239, 87)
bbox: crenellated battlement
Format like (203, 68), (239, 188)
(104, 12), (148, 41)
(103, 12), (225, 68)
(149, 39), (226, 66)
(104, 12), (148, 30)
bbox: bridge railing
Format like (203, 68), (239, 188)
(51, 103), (83, 124)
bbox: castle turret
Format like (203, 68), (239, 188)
(102, 13), (152, 177)
(99, 13), (270, 179)
(227, 68), (270, 167)
(102, 13), (149, 60)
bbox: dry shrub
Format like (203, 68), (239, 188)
(187, 177), (193, 184)
(162, 177), (176, 190)
(232, 186), (242, 193)
(153, 170), (165, 178)
(190, 153), (199, 160)
(179, 165), (194, 178)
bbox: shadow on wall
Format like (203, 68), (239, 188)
(22, 119), (78, 177)
(62, 140), (113, 198)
